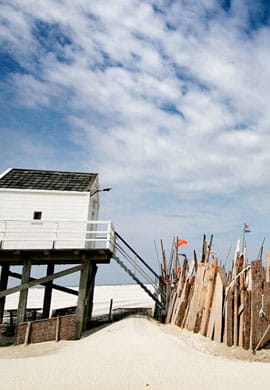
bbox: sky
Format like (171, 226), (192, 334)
(1, 0), (270, 285)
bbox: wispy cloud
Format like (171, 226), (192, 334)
(1, 0), (270, 265)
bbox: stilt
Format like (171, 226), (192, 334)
(0, 264), (10, 323)
(17, 261), (31, 324)
(76, 258), (91, 338)
(83, 263), (97, 329)
(42, 263), (55, 318)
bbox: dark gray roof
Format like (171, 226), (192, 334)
(0, 169), (97, 192)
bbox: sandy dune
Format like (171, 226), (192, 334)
(1, 316), (270, 390)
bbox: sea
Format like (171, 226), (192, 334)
(4, 284), (155, 317)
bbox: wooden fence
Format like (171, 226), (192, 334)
(165, 243), (270, 352)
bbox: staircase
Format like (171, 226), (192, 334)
(113, 232), (165, 309)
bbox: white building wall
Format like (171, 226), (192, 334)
(0, 189), (97, 249)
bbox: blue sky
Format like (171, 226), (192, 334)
(1, 0), (270, 283)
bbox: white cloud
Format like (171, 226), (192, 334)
(1, 1), (270, 263)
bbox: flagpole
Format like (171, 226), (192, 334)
(242, 224), (246, 255)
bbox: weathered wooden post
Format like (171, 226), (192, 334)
(84, 263), (98, 328)
(76, 258), (90, 338)
(76, 260), (97, 338)
(42, 263), (55, 318)
(109, 298), (113, 321)
(250, 260), (270, 351)
(17, 260), (31, 324)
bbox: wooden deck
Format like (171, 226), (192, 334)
(0, 247), (113, 265)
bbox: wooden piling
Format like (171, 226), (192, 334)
(42, 263), (55, 319)
(17, 260), (31, 324)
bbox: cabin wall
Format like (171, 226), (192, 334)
(0, 189), (98, 249)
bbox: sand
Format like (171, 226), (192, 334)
(1, 317), (270, 389)
(1, 286), (270, 389)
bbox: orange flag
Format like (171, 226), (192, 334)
(177, 239), (188, 247)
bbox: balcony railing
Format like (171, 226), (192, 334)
(0, 220), (115, 252)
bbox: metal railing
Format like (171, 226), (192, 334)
(113, 232), (165, 308)
(0, 220), (115, 251)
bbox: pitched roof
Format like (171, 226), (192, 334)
(0, 168), (97, 192)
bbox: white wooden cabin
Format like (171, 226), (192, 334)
(0, 168), (112, 250)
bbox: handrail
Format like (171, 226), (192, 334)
(0, 219), (115, 251)
(115, 231), (160, 280)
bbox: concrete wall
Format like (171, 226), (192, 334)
(15, 314), (77, 344)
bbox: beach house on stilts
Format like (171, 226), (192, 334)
(0, 168), (115, 344)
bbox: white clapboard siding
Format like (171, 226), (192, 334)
(0, 189), (97, 249)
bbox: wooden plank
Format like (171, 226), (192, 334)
(175, 276), (195, 327)
(171, 274), (187, 325)
(238, 271), (247, 348)
(17, 260), (31, 324)
(224, 286), (233, 346)
(233, 282), (239, 346)
(194, 264), (209, 332)
(200, 259), (217, 336)
(201, 235), (207, 263)
(170, 255), (190, 322)
(179, 277), (195, 328)
(251, 280), (270, 351)
(205, 235), (213, 263)
(242, 290), (251, 350)
(0, 248), (112, 265)
(207, 268), (225, 342)
(0, 265), (81, 298)
(185, 263), (206, 331)
(172, 259), (196, 327)
(170, 278), (182, 324)
(250, 260), (265, 351)
(166, 291), (177, 323)
(8, 271), (78, 296)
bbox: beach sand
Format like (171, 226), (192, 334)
(1, 286), (270, 389)
(1, 316), (270, 389)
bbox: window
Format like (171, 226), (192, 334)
(33, 211), (42, 220)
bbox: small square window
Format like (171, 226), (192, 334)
(33, 211), (42, 220)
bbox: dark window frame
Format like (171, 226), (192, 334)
(33, 211), (42, 220)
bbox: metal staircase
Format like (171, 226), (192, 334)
(113, 232), (165, 309)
